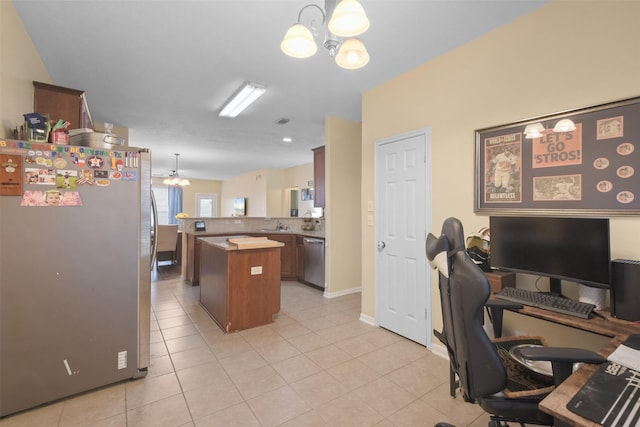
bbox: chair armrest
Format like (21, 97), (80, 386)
(486, 299), (523, 311)
(485, 300), (523, 339)
(519, 347), (607, 386)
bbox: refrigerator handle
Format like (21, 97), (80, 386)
(150, 189), (159, 269)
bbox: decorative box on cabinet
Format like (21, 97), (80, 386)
(33, 81), (93, 130)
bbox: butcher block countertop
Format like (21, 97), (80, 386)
(199, 235), (284, 251)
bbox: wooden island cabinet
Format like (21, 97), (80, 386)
(199, 236), (283, 333)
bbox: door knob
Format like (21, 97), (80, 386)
(377, 241), (386, 249)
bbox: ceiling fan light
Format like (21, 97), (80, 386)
(328, 0), (370, 37)
(553, 118), (576, 132)
(164, 153), (190, 186)
(281, 23), (318, 58)
(335, 38), (369, 70)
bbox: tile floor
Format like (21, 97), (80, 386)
(0, 273), (492, 427)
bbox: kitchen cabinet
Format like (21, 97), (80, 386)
(33, 81), (93, 130)
(187, 232), (214, 286)
(312, 146), (325, 208)
(265, 234), (296, 280)
(296, 235), (305, 282)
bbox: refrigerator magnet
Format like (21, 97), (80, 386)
(87, 155), (104, 169)
(122, 171), (137, 181)
(0, 154), (23, 196)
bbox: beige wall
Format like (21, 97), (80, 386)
(0, 1), (51, 138)
(326, 116), (362, 294)
(282, 162), (316, 216)
(220, 165), (315, 218)
(182, 178), (223, 217)
(220, 168), (268, 217)
(361, 1), (640, 348)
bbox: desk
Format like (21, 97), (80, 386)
(491, 303), (640, 426)
(539, 328), (639, 426)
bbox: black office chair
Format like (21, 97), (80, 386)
(426, 217), (605, 427)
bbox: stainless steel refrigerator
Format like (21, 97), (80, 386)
(0, 139), (151, 417)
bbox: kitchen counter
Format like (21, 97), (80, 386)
(185, 230), (323, 285)
(188, 229), (325, 239)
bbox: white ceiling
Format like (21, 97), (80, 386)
(14, 0), (548, 181)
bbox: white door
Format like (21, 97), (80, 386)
(196, 193), (217, 217)
(375, 130), (431, 346)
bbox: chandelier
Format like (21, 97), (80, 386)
(280, 0), (370, 70)
(163, 153), (190, 186)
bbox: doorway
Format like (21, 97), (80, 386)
(195, 193), (217, 217)
(375, 129), (431, 346)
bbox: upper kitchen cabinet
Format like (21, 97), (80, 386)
(33, 81), (93, 130)
(313, 146), (325, 208)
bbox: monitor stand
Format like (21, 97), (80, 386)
(548, 278), (566, 298)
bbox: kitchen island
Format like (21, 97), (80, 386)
(199, 236), (283, 333)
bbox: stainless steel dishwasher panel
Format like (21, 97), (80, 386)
(303, 238), (325, 289)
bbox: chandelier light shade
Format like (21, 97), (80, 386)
(335, 37), (369, 69)
(219, 82), (267, 118)
(163, 153), (190, 186)
(328, 0), (370, 37)
(553, 118), (577, 133)
(524, 119), (577, 139)
(280, 23), (318, 58)
(523, 122), (545, 139)
(281, 0), (370, 70)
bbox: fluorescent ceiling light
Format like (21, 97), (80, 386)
(219, 82), (266, 118)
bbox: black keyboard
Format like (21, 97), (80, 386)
(494, 287), (596, 319)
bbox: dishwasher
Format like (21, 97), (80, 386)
(303, 238), (325, 289)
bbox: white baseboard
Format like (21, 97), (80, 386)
(323, 286), (361, 299)
(359, 313), (377, 326)
(430, 341), (449, 361)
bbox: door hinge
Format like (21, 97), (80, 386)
(425, 308), (428, 320)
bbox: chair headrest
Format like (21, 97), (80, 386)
(426, 232), (451, 278)
(426, 217), (468, 278)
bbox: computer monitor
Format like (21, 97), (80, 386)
(489, 216), (611, 293)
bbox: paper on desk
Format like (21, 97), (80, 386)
(606, 334), (640, 372)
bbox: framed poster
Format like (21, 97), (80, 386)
(475, 96), (640, 215)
